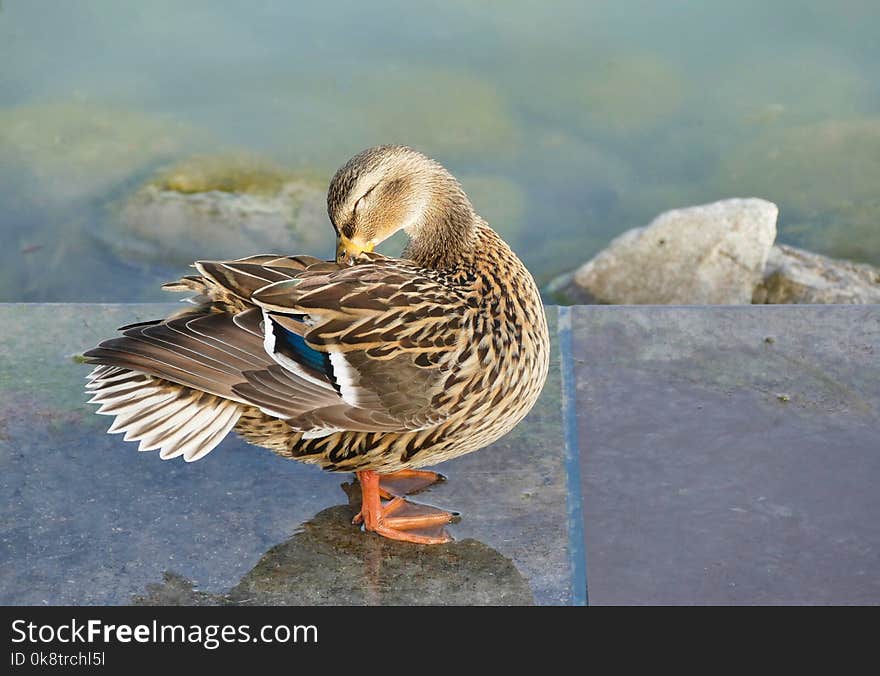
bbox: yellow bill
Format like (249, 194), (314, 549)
(336, 233), (374, 263)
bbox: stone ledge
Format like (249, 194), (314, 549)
(570, 304), (880, 605)
(1, 303), (878, 605)
(0, 304), (571, 606)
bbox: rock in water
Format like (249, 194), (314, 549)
(111, 156), (333, 267)
(753, 244), (880, 304)
(565, 198), (778, 304)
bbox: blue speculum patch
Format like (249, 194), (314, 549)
(274, 319), (334, 382)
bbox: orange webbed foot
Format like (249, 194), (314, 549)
(353, 470), (458, 545)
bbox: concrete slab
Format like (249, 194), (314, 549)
(7, 302), (875, 605)
(571, 305), (880, 605)
(0, 304), (574, 605)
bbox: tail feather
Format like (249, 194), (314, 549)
(86, 366), (241, 462)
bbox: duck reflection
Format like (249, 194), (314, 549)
(134, 481), (533, 606)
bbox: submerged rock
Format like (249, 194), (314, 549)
(110, 156), (333, 267)
(512, 51), (685, 139)
(717, 54), (867, 127)
(717, 118), (880, 266)
(0, 100), (197, 206)
(573, 54), (685, 136)
(555, 198), (778, 304)
(353, 68), (520, 160)
(754, 244), (880, 304)
(269, 67), (521, 167)
(0, 100), (216, 301)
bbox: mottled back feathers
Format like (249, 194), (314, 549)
(84, 146), (549, 472)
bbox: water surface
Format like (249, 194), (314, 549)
(1, 0), (878, 301)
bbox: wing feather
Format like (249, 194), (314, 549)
(248, 253), (465, 430)
(86, 367), (242, 462)
(87, 251), (465, 440)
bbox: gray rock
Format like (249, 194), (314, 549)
(753, 244), (880, 304)
(110, 165), (334, 267)
(562, 198), (778, 304)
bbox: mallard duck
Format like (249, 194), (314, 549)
(84, 145), (550, 544)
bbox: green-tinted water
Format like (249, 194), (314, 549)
(1, 0), (878, 301)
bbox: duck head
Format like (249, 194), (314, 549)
(327, 145), (477, 267)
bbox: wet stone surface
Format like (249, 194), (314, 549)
(5, 303), (878, 605)
(572, 305), (880, 605)
(0, 304), (570, 606)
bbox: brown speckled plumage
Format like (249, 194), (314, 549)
(84, 145), (549, 483)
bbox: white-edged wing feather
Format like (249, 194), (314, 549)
(86, 366), (241, 462)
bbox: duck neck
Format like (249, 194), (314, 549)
(402, 187), (478, 270)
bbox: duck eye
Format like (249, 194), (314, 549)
(353, 184), (378, 216)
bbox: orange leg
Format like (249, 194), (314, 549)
(353, 470), (457, 545)
(355, 468), (447, 511)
